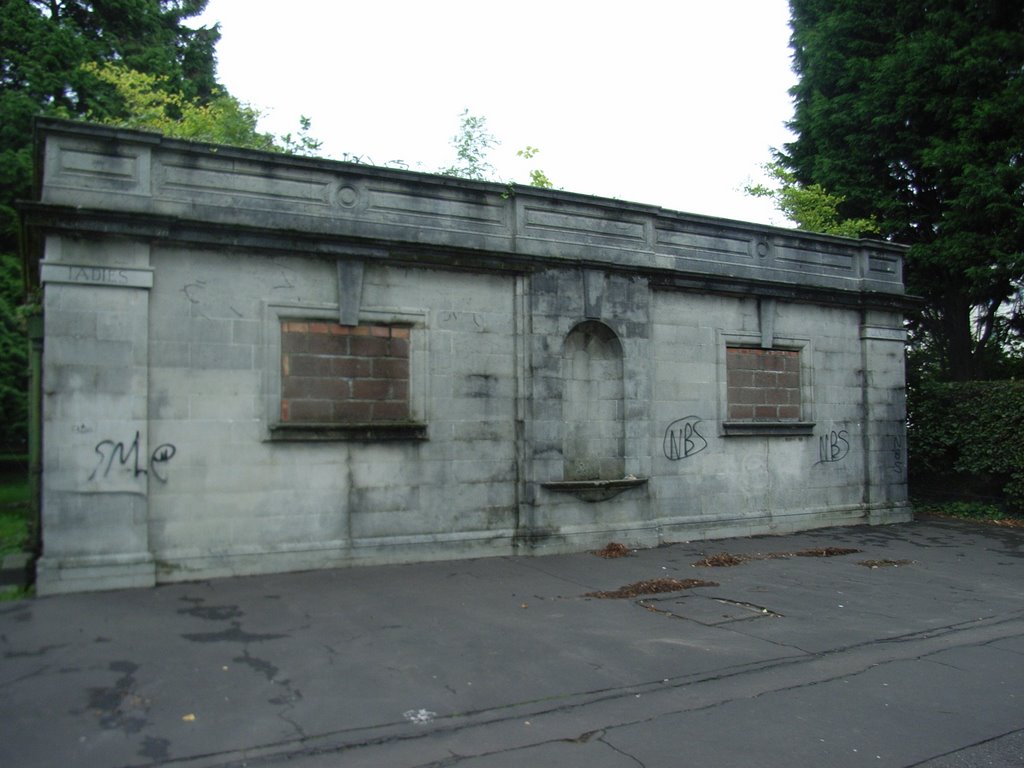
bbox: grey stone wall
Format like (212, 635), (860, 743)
(23, 120), (912, 594)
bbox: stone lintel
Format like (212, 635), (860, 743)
(860, 325), (907, 343)
(40, 262), (154, 289)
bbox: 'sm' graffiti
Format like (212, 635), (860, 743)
(89, 431), (178, 483)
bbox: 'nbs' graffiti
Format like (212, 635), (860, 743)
(663, 416), (708, 461)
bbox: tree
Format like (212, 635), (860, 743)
(781, 0), (1024, 381)
(438, 110), (554, 190)
(0, 0), (222, 446)
(438, 108), (499, 181)
(82, 62), (322, 155)
(516, 146), (553, 190)
(745, 161), (878, 238)
(1, 0), (221, 242)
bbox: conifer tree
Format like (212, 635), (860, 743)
(783, 0), (1024, 381)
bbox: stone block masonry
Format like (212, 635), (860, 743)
(22, 119), (913, 593)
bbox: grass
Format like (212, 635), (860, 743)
(0, 510), (29, 557)
(0, 468), (32, 601)
(0, 472), (30, 554)
(0, 473), (29, 507)
(915, 500), (1024, 527)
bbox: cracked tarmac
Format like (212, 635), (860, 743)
(1, 519), (1022, 767)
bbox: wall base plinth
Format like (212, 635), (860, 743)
(36, 553), (156, 595)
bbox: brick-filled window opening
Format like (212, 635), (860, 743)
(280, 321), (410, 424)
(726, 347), (801, 422)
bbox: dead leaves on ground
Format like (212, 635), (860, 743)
(692, 547), (862, 568)
(585, 578), (718, 599)
(588, 543), (907, 601)
(593, 542), (632, 559)
(694, 553), (745, 567)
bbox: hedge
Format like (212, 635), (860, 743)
(908, 380), (1024, 510)
(0, 454), (27, 477)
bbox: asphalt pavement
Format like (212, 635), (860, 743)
(1, 518), (1022, 768)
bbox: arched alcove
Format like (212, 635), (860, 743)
(562, 321), (625, 481)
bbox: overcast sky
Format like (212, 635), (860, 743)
(190, 1), (798, 226)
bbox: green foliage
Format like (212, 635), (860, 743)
(915, 500), (1008, 521)
(439, 109), (498, 181)
(517, 146), (553, 189)
(1, 0), (221, 244)
(438, 113), (554, 191)
(784, 1), (1024, 381)
(82, 62), (253, 148)
(0, 480), (28, 514)
(0, 1), (324, 453)
(1, 0), (222, 448)
(0, 252), (27, 448)
(908, 380), (1024, 510)
(82, 63), (324, 155)
(0, 585), (31, 602)
(276, 115), (323, 158)
(745, 162), (879, 237)
(0, 468), (29, 559)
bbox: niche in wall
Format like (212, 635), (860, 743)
(562, 321), (625, 481)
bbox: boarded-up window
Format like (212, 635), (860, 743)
(726, 347), (801, 422)
(280, 321), (410, 424)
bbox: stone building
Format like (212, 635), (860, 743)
(21, 119), (912, 594)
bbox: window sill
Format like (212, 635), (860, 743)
(541, 476), (648, 503)
(722, 421), (815, 437)
(269, 422), (428, 442)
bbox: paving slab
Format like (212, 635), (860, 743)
(0, 519), (1021, 767)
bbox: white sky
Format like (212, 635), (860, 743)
(190, 1), (797, 226)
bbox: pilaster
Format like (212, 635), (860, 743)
(35, 237), (155, 594)
(859, 312), (912, 523)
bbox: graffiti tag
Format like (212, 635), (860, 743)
(664, 416), (708, 461)
(89, 431), (178, 483)
(888, 434), (904, 474)
(816, 429), (850, 465)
